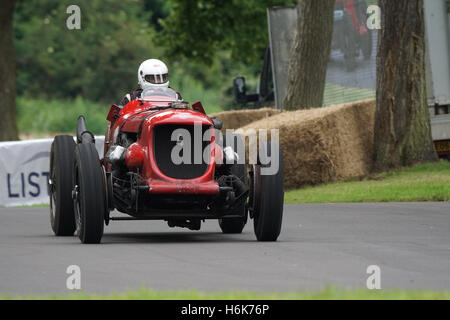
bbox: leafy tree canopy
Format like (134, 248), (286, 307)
(13, 0), (283, 106)
(14, 0), (158, 102)
(157, 0), (297, 65)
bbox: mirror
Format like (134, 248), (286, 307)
(210, 117), (223, 130)
(233, 77), (248, 104)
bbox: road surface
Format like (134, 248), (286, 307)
(0, 202), (449, 296)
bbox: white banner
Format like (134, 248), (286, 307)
(0, 136), (104, 207)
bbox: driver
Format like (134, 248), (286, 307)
(119, 59), (182, 106)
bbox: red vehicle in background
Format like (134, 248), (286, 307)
(333, 0), (373, 70)
(48, 87), (284, 244)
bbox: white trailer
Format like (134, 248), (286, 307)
(425, 0), (450, 157)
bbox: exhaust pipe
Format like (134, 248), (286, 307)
(77, 116), (95, 144)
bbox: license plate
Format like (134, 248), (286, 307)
(434, 140), (450, 152)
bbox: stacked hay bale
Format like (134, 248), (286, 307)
(236, 99), (376, 189)
(210, 107), (280, 131)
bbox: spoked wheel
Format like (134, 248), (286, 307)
(49, 135), (76, 236)
(73, 143), (105, 244)
(219, 134), (248, 234)
(252, 141), (284, 241)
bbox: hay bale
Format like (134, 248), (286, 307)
(210, 107), (280, 131)
(236, 99), (376, 189)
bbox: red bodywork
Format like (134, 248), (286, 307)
(103, 98), (220, 196)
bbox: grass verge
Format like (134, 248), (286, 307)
(285, 161), (450, 204)
(323, 83), (375, 106)
(6, 162), (449, 208)
(1, 287), (449, 300)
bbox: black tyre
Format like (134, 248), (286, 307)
(73, 143), (105, 244)
(218, 134), (247, 234)
(49, 135), (76, 236)
(253, 141), (284, 241)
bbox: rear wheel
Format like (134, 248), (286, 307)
(49, 135), (76, 236)
(253, 141), (284, 241)
(73, 143), (105, 244)
(218, 134), (247, 234)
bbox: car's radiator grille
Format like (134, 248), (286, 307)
(153, 124), (211, 179)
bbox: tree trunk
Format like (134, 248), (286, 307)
(374, 0), (437, 171)
(283, 0), (335, 110)
(0, 0), (19, 141)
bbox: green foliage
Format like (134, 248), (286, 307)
(17, 96), (108, 134)
(14, 0), (289, 115)
(157, 0), (297, 65)
(14, 0), (160, 103)
(143, 0), (171, 30)
(13, 0), (258, 109)
(285, 161), (450, 203)
(17, 93), (221, 135)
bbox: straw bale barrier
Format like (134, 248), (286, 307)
(210, 107), (280, 131)
(236, 99), (376, 189)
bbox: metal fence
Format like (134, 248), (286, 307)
(323, 0), (377, 106)
(268, 0), (378, 109)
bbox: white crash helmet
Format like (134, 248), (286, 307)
(137, 59), (169, 89)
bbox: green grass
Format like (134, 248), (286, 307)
(2, 287), (449, 300)
(17, 96), (110, 135)
(285, 161), (450, 204)
(17, 95), (222, 136)
(323, 83), (375, 106)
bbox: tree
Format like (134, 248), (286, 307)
(158, 0), (297, 66)
(14, 0), (157, 103)
(283, 0), (335, 110)
(373, 0), (437, 171)
(0, 0), (19, 141)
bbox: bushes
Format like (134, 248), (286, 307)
(16, 94), (222, 135)
(17, 97), (108, 135)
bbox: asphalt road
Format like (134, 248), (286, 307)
(0, 203), (449, 296)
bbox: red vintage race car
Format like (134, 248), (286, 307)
(48, 87), (284, 244)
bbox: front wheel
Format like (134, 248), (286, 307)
(218, 134), (248, 234)
(49, 135), (76, 236)
(73, 143), (105, 244)
(252, 141), (284, 241)
(218, 161), (248, 234)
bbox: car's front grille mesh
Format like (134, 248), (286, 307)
(153, 124), (211, 179)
